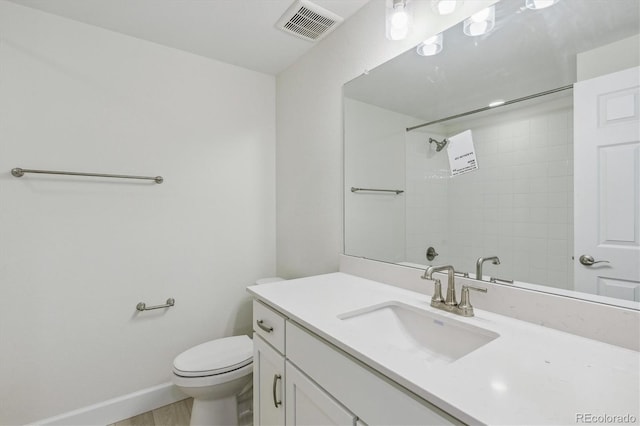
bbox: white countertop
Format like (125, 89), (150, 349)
(247, 272), (640, 426)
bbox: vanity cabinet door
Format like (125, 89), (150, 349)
(253, 334), (285, 426)
(285, 361), (357, 426)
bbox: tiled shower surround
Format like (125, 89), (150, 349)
(345, 97), (575, 291)
(406, 101), (574, 289)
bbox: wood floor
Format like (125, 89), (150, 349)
(109, 398), (192, 426)
(109, 385), (252, 426)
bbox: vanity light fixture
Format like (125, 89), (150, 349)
(431, 0), (460, 16)
(463, 5), (495, 37)
(386, 0), (412, 40)
(416, 33), (443, 56)
(525, 0), (560, 10)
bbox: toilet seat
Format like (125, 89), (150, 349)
(173, 335), (252, 378)
(172, 362), (252, 389)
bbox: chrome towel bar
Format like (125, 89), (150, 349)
(136, 298), (175, 311)
(11, 167), (163, 184)
(351, 187), (404, 195)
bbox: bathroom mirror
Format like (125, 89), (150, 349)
(343, 0), (640, 308)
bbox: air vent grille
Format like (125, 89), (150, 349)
(276, 0), (344, 42)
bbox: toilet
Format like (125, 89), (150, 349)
(172, 277), (284, 425)
(173, 336), (253, 425)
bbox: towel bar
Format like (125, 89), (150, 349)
(136, 298), (175, 311)
(12, 167), (163, 184)
(351, 187), (404, 195)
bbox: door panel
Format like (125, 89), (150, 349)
(574, 66), (640, 301)
(285, 361), (356, 426)
(253, 334), (285, 426)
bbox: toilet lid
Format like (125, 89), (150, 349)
(173, 335), (253, 377)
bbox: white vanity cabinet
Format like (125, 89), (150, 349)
(253, 334), (285, 426)
(285, 361), (357, 425)
(285, 322), (459, 426)
(251, 299), (461, 426)
(253, 300), (287, 426)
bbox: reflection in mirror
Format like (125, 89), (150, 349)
(343, 0), (640, 308)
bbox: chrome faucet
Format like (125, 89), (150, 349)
(422, 265), (487, 317)
(475, 256), (500, 280)
(422, 265), (457, 306)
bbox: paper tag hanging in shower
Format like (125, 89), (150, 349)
(446, 130), (478, 177)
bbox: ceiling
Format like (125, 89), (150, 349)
(7, 0), (370, 75)
(344, 0), (640, 124)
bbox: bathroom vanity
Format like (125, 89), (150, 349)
(251, 298), (456, 425)
(248, 272), (640, 425)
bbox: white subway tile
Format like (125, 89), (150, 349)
(547, 160), (570, 177)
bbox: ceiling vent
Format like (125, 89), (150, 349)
(276, 0), (344, 42)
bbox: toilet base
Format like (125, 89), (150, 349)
(190, 395), (237, 426)
(176, 374), (252, 426)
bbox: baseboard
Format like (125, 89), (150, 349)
(32, 382), (188, 425)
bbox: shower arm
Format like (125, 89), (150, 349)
(429, 137), (448, 152)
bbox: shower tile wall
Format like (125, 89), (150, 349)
(408, 104), (575, 289)
(405, 129), (450, 266)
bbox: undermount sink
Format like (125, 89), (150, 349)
(338, 301), (499, 365)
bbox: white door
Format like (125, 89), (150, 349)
(285, 361), (356, 426)
(253, 334), (285, 426)
(574, 66), (640, 301)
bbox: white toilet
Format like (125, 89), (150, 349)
(172, 277), (284, 425)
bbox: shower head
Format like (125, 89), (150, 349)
(429, 137), (448, 152)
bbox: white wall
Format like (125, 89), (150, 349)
(577, 34), (640, 81)
(343, 98), (450, 266)
(344, 98), (412, 263)
(276, 0), (498, 278)
(0, 2), (275, 424)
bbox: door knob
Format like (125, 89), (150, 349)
(579, 255), (610, 266)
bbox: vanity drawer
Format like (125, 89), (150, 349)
(252, 300), (286, 354)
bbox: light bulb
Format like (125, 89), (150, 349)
(417, 44), (438, 56)
(432, 0), (458, 15)
(525, 0), (559, 10)
(470, 7), (491, 23)
(424, 35), (439, 44)
(386, 0), (412, 41)
(416, 33), (443, 56)
(391, 5), (409, 28)
(467, 21), (488, 36)
(463, 5), (495, 36)
(390, 25), (409, 40)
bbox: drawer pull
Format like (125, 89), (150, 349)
(272, 374), (282, 408)
(257, 319), (274, 333)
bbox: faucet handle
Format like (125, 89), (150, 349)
(458, 284), (487, 317)
(489, 277), (514, 284)
(464, 284), (488, 293)
(431, 279), (444, 306)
